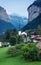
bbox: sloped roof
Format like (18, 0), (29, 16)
(31, 35), (41, 40)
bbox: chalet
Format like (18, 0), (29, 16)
(31, 35), (41, 42)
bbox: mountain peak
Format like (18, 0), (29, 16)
(0, 6), (4, 10)
(0, 6), (10, 22)
(33, 0), (41, 7)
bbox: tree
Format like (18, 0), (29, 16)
(37, 25), (41, 35)
(17, 35), (24, 44)
(10, 36), (17, 46)
(3, 30), (10, 42)
(22, 43), (39, 61)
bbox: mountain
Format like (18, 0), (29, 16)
(10, 15), (28, 30)
(0, 6), (15, 35)
(33, 0), (41, 7)
(22, 0), (41, 31)
(0, 6), (10, 22)
(28, 0), (41, 22)
(22, 14), (41, 31)
(0, 19), (15, 35)
(0, 6), (28, 35)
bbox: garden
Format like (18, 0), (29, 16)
(0, 43), (41, 65)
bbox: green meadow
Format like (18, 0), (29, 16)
(0, 47), (41, 65)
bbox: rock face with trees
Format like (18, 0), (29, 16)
(0, 6), (15, 35)
(28, 0), (41, 22)
(23, 0), (41, 31)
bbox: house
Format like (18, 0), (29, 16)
(0, 42), (2, 47)
(0, 42), (10, 47)
(31, 35), (41, 42)
(2, 42), (10, 47)
(18, 31), (27, 36)
(36, 36), (41, 41)
(18, 31), (31, 43)
(24, 36), (31, 43)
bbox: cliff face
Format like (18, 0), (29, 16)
(22, 0), (41, 31)
(0, 6), (10, 22)
(28, 0), (41, 22)
(22, 14), (41, 31)
(0, 6), (15, 35)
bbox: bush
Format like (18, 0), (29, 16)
(7, 47), (16, 57)
(7, 43), (40, 61)
(15, 44), (24, 49)
(7, 44), (24, 57)
(38, 53), (41, 61)
(22, 43), (39, 61)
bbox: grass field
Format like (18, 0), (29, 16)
(0, 47), (41, 65)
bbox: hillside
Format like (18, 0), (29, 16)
(0, 19), (15, 35)
(22, 14), (41, 31)
(0, 6), (15, 35)
(22, 0), (41, 31)
(0, 6), (28, 33)
(10, 15), (28, 30)
(0, 6), (10, 22)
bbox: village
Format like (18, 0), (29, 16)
(0, 0), (41, 65)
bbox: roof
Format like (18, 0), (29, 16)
(36, 36), (41, 40)
(31, 35), (41, 40)
(31, 35), (36, 39)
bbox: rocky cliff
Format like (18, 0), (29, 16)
(0, 6), (15, 35)
(22, 0), (41, 31)
(28, 0), (41, 22)
(0, 6), (10, 22)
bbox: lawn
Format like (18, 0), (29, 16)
(0, 47), (41, 65)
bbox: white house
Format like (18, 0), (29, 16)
(18, 31), (31, 43)
(0, 42), (2, 47)
(24, 36), (31, 43)
(18, 31), (27, 36)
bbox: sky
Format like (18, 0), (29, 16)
(0, 0), (35, 18)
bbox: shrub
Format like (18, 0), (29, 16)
(15, 44), (24, 49)
(7, 43), (40, 61)
(7, 47), (16, 57)
(7, 44), (24, 57)
(22, 43), (39, 61)
(38, 53), (41, 61)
